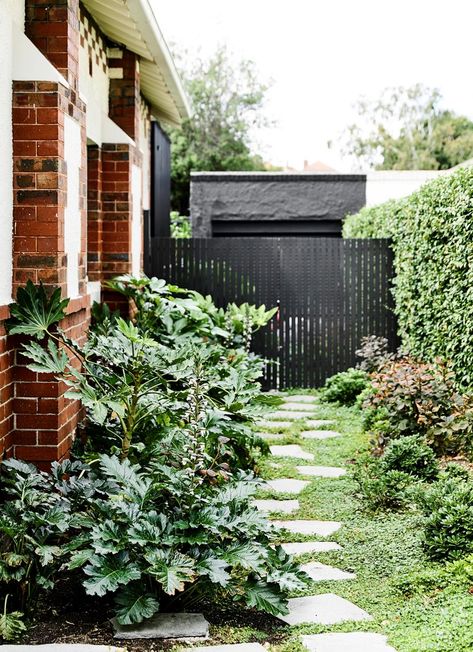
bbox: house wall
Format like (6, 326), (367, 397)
(190, 172), (367, 237)
(0, 0), (155, 466)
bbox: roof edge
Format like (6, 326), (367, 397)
(128, 0), (191, 121)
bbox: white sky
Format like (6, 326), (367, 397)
(152, 0), (473, 171)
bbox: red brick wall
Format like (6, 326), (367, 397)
(87, 145), (103, 282)
(108, 49), (140, 141)
(0, 309), (15, 461)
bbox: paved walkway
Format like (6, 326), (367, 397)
(185, 393), (397, 652)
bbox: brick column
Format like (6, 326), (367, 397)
(10, 0), (89, 468)
(87, 145), (103, 282)
(108, 49), (140, 141)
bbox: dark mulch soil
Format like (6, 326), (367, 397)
(23, 580), (288, 650)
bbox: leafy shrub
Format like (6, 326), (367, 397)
(2, 279), (307, 636)
(362, 356), (473, 455)
(355, 335), (392, 372)
(170, 211), (192, 239)
(345, 167), (473, 387)
(421, 475), (473, 561)
(320, 368), (368, 406)
(342, 198), (404, 238)
(351, 453), (413, 512)
(382, 435), (439, 481)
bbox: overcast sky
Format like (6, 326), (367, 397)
(152, 0), (473, 171)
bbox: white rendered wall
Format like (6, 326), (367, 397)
(64, 115), (82, 298)
(366, 170), (443, 206)
(139, 101), (151, 211)
(79, 16), (109, 145)
(0, 3), (16, 305)
(131, 165), (143, 277)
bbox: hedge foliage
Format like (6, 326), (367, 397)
(343, 167), (473, 387)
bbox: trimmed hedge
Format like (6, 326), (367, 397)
(343, 167), (473, 387)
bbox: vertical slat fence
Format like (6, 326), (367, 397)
(146, 237), (398, 389)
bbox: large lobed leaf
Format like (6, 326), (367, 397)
(7, 280), (69, 338)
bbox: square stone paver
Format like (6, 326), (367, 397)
(304, 420), (335, 428)
(301, 561), (355, 581)
(270, 445), (314, 460)
(270, 410), (318, 420)
(254, 499), (299, 514)
(302, 632), (396, 651)
(272, 519), (341, 537)
(285, 395), (319, 403)
(256, 420), (292, 430)
(265, 478), (310, 494)
(281, 541), (342, 554)
(279, 593), (371, 625)
(282, 403), (317, 411)
(296, 465), (346, 478)
(112, 613), (209, 639)
(257, 432), (286, 440)
(301, 430), (341, 440)
(189, 645), (267, 652)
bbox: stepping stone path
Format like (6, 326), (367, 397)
(302, 632), (397, 652)
(272, 519), (341, 537)
(270, 444), (314, 460)
(254, 499), (299, 514)
(281, 541), (342, 554)
(304, 419), (335, 428)
(279, 594), (371, 626)
(301, 561), (356, 581)
(296, 465), (346, 478)
(180, 394), (396, 652)
(301, 429), (341, 440)
(270, 410), (318, 419)
(112, 612), (209, 639)
(265, 478), (309, 493)
(256, 419), (292, 429)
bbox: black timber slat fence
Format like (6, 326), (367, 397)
(146, 237), (398, 390)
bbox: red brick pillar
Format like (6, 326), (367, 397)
(108, 49), (140, 141)
(10, 0), (89, 468)
(87, 145), (103, 282)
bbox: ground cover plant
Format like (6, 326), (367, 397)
(0, 278), (308, 641)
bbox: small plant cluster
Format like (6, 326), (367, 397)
(352, 352), (473, 567)
(0, 278), (307, 640)
(320, 368), (368, 406)
(170, 211), (192, 239)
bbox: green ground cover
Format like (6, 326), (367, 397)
(186, 393), (473, 651)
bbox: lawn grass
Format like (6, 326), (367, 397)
(180, 393), (473, 651)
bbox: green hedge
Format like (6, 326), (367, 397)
(343, 167), (473, 387)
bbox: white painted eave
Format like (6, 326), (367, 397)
(81, 0), (190, 126)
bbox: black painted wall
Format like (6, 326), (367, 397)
(190, 172), (367, 237)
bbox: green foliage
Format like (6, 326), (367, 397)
(382, 435), (439, 481)
(168, 46), (270, 213)
(320, 368), (368, 406)
(344, 167), (473, 389)
(7, 280), (69, 339)
(3, 279), (304, 632)
(343, 199), (404, 238)
(339, 84), (473, 170)
(170, 211), (192, 239)
(421, 475), (473, 561)
(362, 356), (473, 455)
(355, 335), (393, 372)
(0, 597), (26, 642)
(351, 452), (413, 512)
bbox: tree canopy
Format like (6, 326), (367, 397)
(340, 84), (473, 170)
(169, 46), (270, 214)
